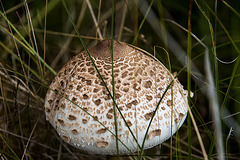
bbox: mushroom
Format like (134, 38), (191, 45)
(44, 40), (192, 155)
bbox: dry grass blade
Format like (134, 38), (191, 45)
(96, 0), (102, 43)
(187, 101), (208, 159)
(50, 0), (88, 68)
(21, 116), (40, 160)
(43, 0), (48, 75)
(0, 2), (28, 85)
(117, 0), (128, 41)
(0, 13), (56, 76)
(23, 0), (43, 78)
(86, 0), (103, 39)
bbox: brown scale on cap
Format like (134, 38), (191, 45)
(62, 135), (70, 143)
(97, 140), (109, 148)
(144, 111), (154, 121)
(148, 129), (162, 140)
(68, 115), (77, 120)
(72, 129), (78, 134)
(44, 40), (192, 155)
(96, 128), (108, 134)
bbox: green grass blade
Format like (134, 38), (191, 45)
(0, 66), (134, 155)
(156, 0), (168, 50)
(132, 0), (154, 45)
(0, 12), (56, 76)
(110, 0), (120, 157)
(200, 0), (240, 113)
(139, 70), (183, 159)
(195, 1), (240, 159)
(0, 133), (20, 160)
(221, 0), (240, 18)
(61, 0), (142, 153)
(0, 41), (41, 81)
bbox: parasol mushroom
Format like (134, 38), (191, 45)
(44, 40), (192, 155)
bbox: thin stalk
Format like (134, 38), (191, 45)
(221, 0), (240, 18)
(138, 69), (185, 159)
(43, 0), (48, 76)
(214, 0), (219, 95)
(157, 0), (168, 50)
(208, 135), (216, 159)
(132, 0), (154, 45)
(96, 0), (102, 43)
(225, 127), (233, 160)
(118, 0), (128, 41)
(133, 0), (138, 45)
(86, 0), (103, 39)
(21, 116), (40, 160)
(154, 46), (173, 158)
(110, 0), (120, 157)
(167, 14), (213, 159)
(23, 0), (42, 78)
(170, 83), (173, 160)
(34, 28), (96, 39)
(187, 0), (192, 159)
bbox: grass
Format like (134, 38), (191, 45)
(1, 0), (240, 159)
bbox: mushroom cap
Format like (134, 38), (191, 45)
(44, 40), (191, 155)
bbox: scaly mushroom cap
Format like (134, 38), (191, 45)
(45, 40), (191, 155)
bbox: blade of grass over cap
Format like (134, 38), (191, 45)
(110, 0), (120, 157)
(139, 70), (177, 159)
(138, 68), (186, 159)
(61, 0), (142, 153)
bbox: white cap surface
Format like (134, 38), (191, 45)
(44, 40), (191, 155)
